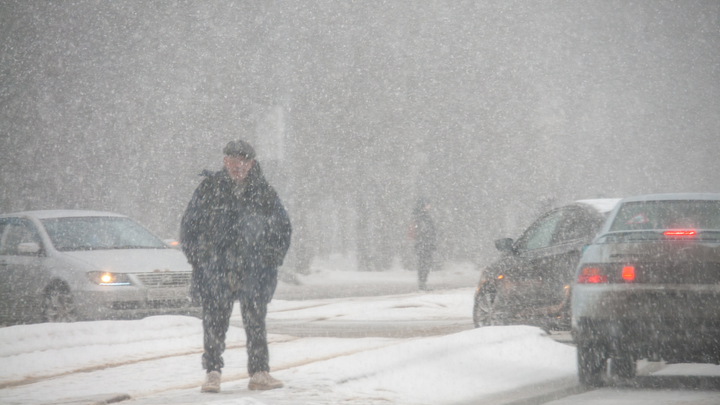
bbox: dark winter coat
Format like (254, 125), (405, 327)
(180, 162), (291, 303)
(411, 209), (436, 254)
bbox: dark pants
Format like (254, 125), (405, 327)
(200, 214), (271, 375)
(202, 293), (269, 375)
(417, 249), (433, 286)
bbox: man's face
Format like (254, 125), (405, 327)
(223, 155), (254, 183)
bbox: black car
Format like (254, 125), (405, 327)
(473, 198), (620, 331)
(572, 193), (720, 387)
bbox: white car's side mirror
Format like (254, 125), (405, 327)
(18, 242), (40, 254)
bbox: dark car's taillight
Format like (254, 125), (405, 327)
(577, 264), (636, 284)
(621, 265), (635, 281)
(577, 267), (608, 284)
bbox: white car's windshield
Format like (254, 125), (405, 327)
(41, 217), (166, 251)
(610, 201), (720, 232)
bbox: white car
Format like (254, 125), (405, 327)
(572, 193), (720, 386)
(0, 210), (200, 324)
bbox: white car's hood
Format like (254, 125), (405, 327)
(61, 249), (192, 273)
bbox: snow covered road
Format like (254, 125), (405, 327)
(0, 286), (580, 405)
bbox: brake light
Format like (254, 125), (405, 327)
(664, 230), (696, 237)
(622, 266), (635, 282)
(577, 267), (608, 284)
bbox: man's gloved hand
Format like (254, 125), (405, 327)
(262, 246), (284, 268)
(185, 250), (200, 269)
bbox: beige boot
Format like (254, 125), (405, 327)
(201, 370), (221, 393)
(248, 371), (283, 390)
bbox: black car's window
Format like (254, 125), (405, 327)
(516, 209), (564, 251)
(0, 219), (8, 244)
(0, 219), (43, 256)
(555, 209), (599, 243)
(610, 201), (720, 231)
(41, 217), (166, 251)
(0, 219), (10, 255)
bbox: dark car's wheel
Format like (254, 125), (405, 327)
(577, 342), (607, 387)
(43, 282), (78, 323)
(610, 354), (636, 380)
(473, 284), (504, 327)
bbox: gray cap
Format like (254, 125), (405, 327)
(223, 140), (256, 160)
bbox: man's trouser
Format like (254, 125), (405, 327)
(202, 290), (270, 375)
(201, 214), (271, 375)
(417, 249), (433, 284)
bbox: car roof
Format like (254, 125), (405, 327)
(573, 198), (623, 214)
(618, 193), (720, 203)
(0, 210), (128, 220)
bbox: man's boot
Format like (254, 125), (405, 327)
(201, 370), (221, 393)
(248, 371), (283, 390)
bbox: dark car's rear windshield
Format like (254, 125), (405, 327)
(610, 200), (720, 232)
(42, 217), (167, 251)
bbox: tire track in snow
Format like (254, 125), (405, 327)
(130, 338), (408, 399)
(0, 336), (298, 390)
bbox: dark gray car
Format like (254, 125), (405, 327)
(572, 193), (720, 386)
(473, 199), (620, 331)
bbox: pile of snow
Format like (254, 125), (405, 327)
(277, 326), (575, 405)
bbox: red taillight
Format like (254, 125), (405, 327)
(664, 230), (696, 237)
(577, 267), (608, 284)
(622, 266), (635, 282)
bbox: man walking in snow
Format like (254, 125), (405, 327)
(409, 198), (436, 290)
(180, 140), (291, 393)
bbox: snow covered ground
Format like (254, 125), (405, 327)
(0, 261), (580, 405)
(273, 255), (483, 300)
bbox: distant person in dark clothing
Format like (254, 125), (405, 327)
(180, 140), (291, 393)
(409, 198), (436, 290)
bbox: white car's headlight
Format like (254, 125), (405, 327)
(87, 271), (131, 286)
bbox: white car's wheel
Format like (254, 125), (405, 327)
(577, 342), (607, 387)
(43, 283), (78, 323)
